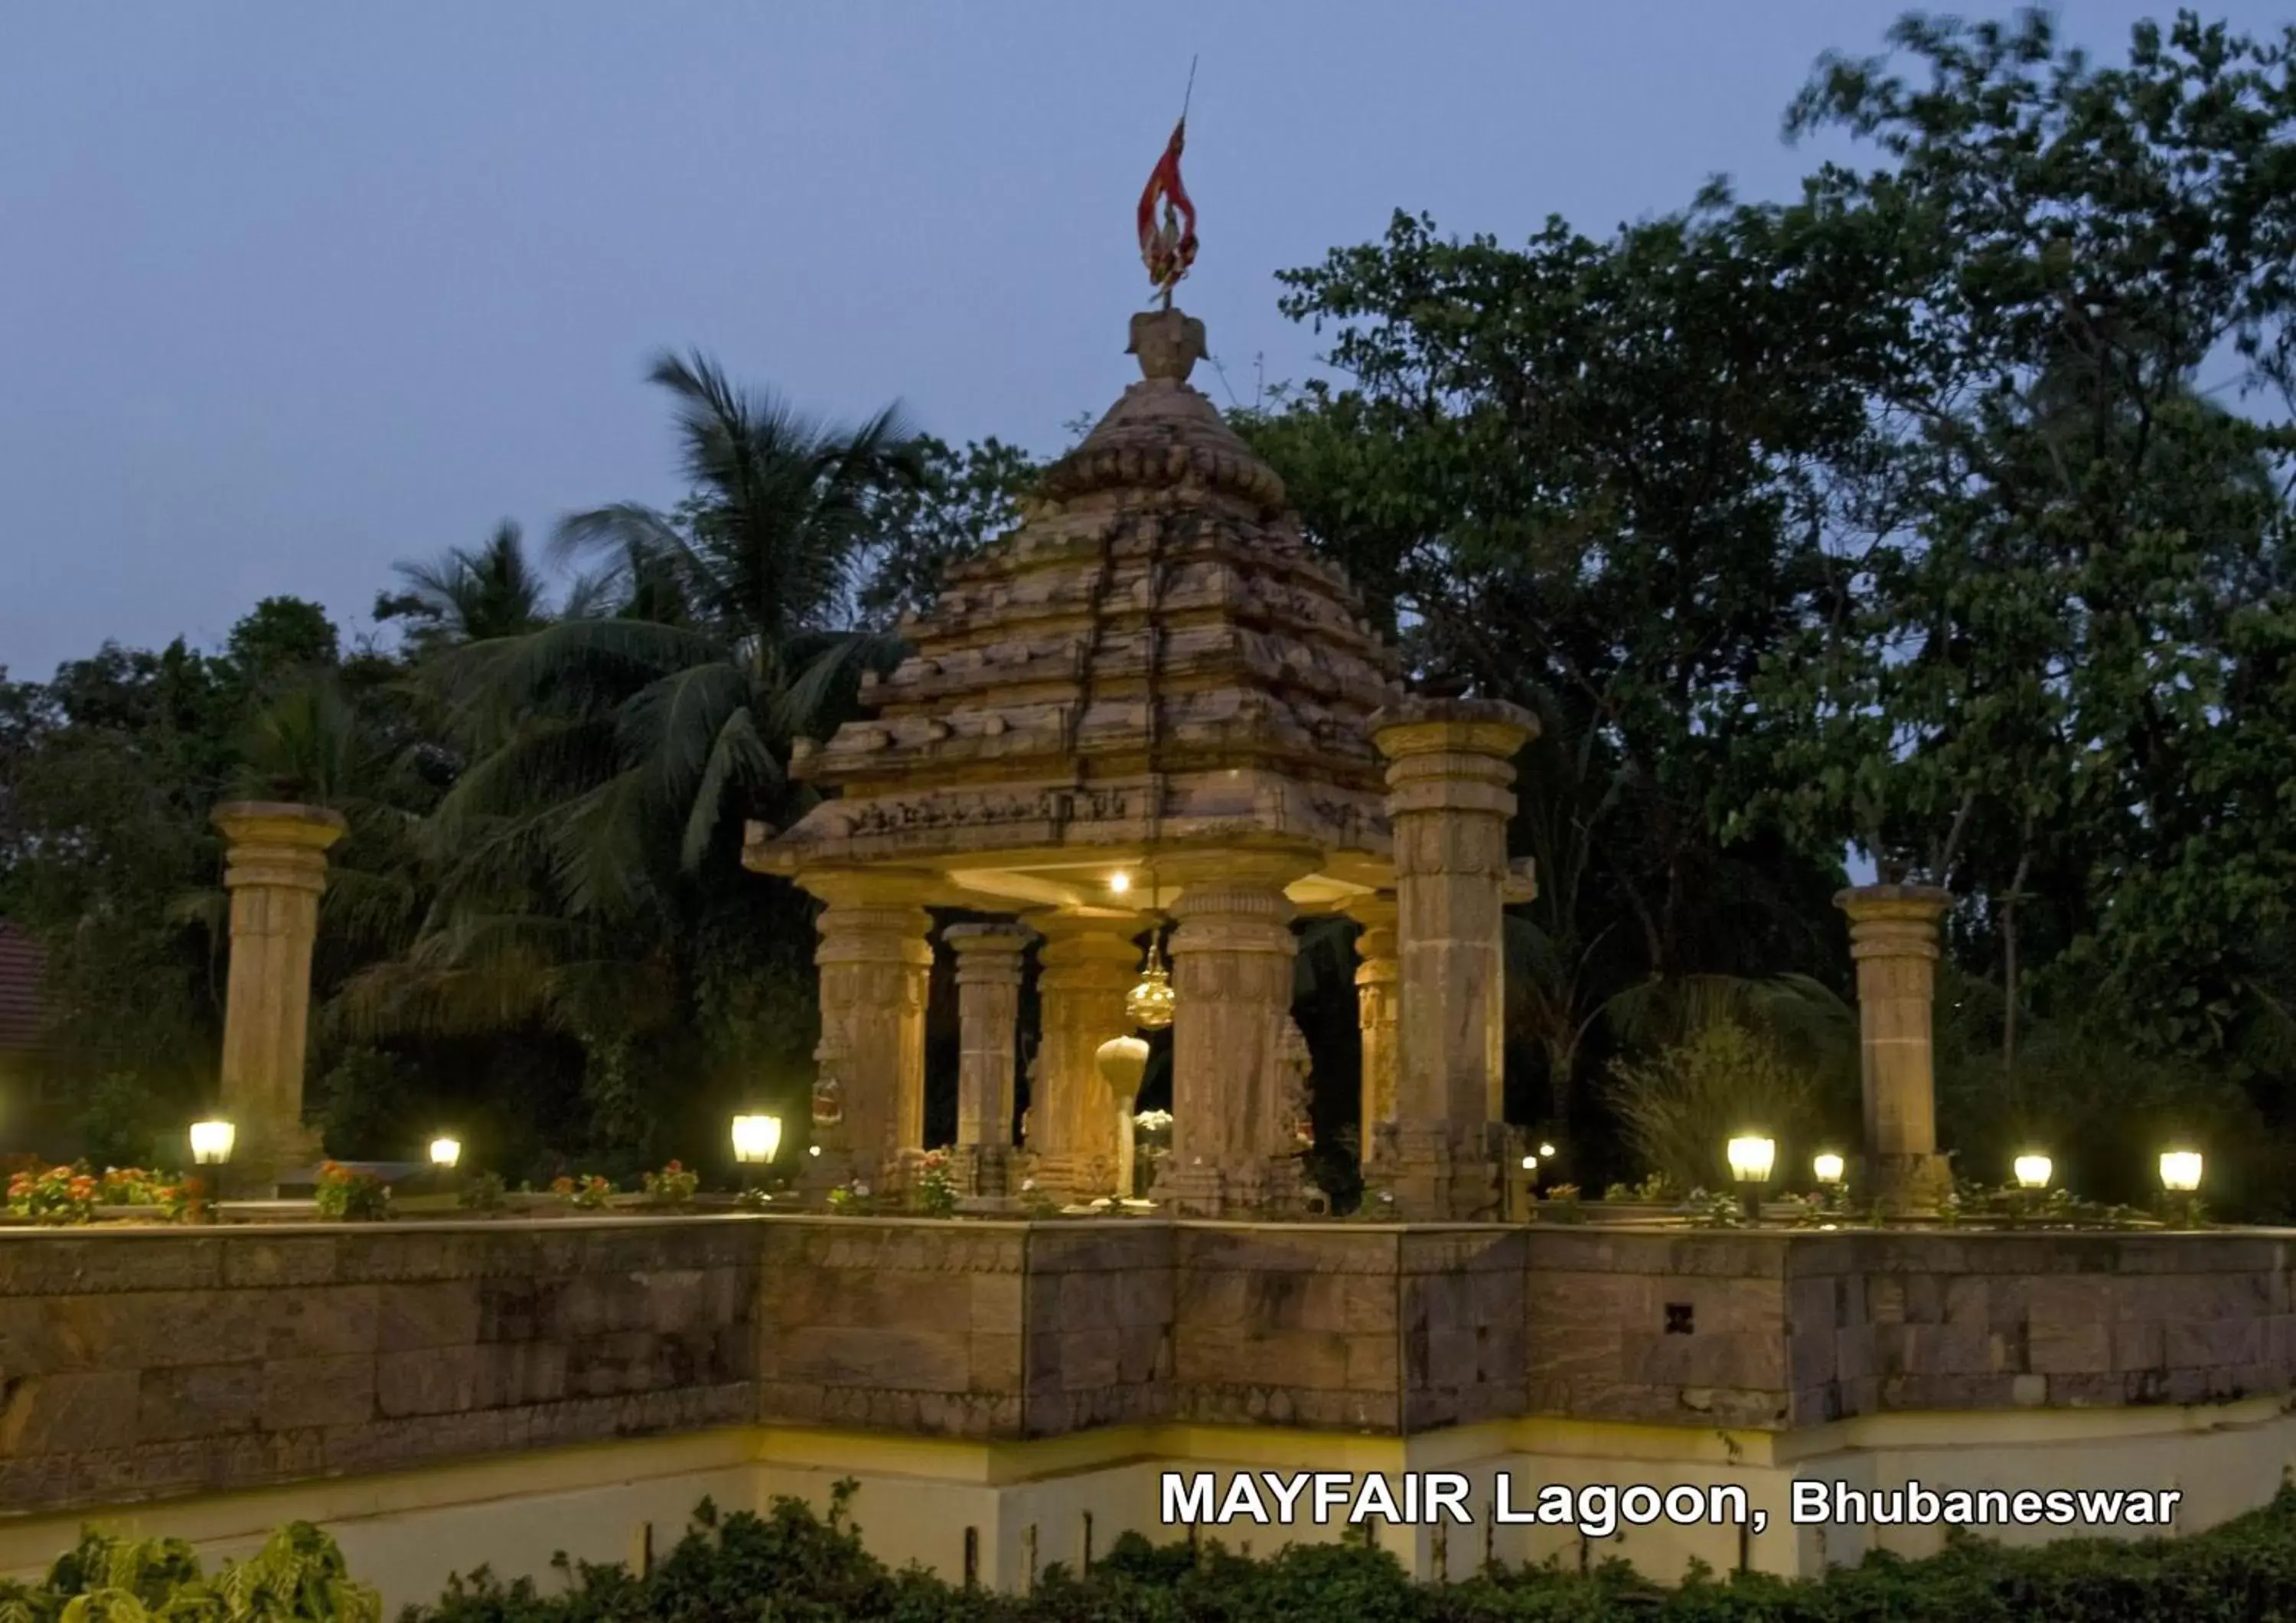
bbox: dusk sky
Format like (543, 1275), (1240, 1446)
(5, 2), (2279, 680)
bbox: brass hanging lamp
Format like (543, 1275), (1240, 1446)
(1127, 877), (1176, 1031)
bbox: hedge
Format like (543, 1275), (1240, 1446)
(10, 1479), (2296, 1623)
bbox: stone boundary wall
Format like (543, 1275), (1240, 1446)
(0, 1216), (2288, 1517)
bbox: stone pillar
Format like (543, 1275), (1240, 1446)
(944, 923), (1032, 1196)
(1836, 883), (1955, 1214)
(1368, 697), (1537, 1220)
(804, 870), (934, 1188)
(1153, 851), (1316, 1216)
(211, 802), (347, 1197)
(1028, 913), (1140, 1201)
(1347, 893), (1401, 1171)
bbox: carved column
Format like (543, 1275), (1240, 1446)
(211, 802), (347, 1197)
(944, 923), (1032, 1196)
(1836, 883), (1955, 1214)
(803, 870), (934, 1189)
(1028, 913), (1140, 1201)
(1347, 892), (1401, 1171)
(1368, 698), (1536, 1220)
(1154, 851), (1316, 1216)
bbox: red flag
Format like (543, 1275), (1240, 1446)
(1138, 118), (1197, 299)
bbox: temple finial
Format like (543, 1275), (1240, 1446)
(1137, 72), (1199, 309)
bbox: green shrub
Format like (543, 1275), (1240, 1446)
(313, 1162), (392, 1223)
(19, 1479), (2296, 1623)
(1605, 1018), (1829, 1194)
(0, 1522), (380, 1623)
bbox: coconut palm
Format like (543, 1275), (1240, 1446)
(414, 351), (924, 920)
(375, 521), (555, 651)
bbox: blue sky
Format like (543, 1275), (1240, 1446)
(4, 2), (2281, 679)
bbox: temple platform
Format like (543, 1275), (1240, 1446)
(1, 1215), (2291, 1602)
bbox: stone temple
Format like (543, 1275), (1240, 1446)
(745, 303), (1536, 1221)
(3, 299), (2294, 1609)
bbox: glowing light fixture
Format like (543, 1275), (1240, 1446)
(2158, 1150), (2203, 1194)
(1812, 1152), (1845, 1186)
(1126, 936), (1176, 1030)
(1726, 1135), (1776, 1184)
(731, 1113), (784, 1165)
(1107, 872), (1133, 896)
(1520, 1154), (1538, 1172)
(1537, 1141), (1557, 1159)
(189, 1120), (236, 1166)
(429, 1136), (462, 1170)
(2013, 1154), (2053, 1191)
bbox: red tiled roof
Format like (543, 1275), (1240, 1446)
(0, 923), (46, 1052)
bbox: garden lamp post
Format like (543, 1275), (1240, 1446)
(732, 1112), (783, 1199)
(2013, 1154), (2053, 1191)
(1726, 1135), (1776, 1222)
(429, 1135), (462, 1197)
(2158, 1149), (2203, 1227)
(1812, 1152), (1845, 1188)
(189, 1119), (235, 1223)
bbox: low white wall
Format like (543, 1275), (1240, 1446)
(5, 1402), (2289, 1608)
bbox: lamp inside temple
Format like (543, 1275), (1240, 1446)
(1126, 935), (1176, 1030)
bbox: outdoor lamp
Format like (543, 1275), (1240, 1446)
(1726, 1135), (1776, 1183)
(1537, 1141), (1557, 1160)
(731, 1112), (783, 1165)
(1107, 871), (1133, 896)
(2158, 1150), (2203, 1194)
(429, 1136), (462, 1171)
(732, 1112), (782, 1197)
(189, 1119), (235, 1166)
(2013, 1153), (2053, 1191)
(1520, 1154), (1538, 1172)
(189, 1119), (233, 1224)
(1812, 1152), (1845, 1187)
(1727, 1135), (1776, 1220)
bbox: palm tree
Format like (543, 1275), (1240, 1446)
(415, 351), (922, 919)
(328, 353), (925, 1164)
(375, 522), (553, 651)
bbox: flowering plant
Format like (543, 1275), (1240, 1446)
(552, 1174), (614, 1210)
(825, 1179), (872, 1213)
(314, 1161), (392, 1222)
(99, 1167), (197, 1221)
(641, 1160), (699, 1205)
(8, 1164), (101, 1224)
(912, 1148), (960, 1216)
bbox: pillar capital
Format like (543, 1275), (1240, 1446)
(212, 802), (347, 896)
(1030, 912), (1144, 981)
(1369, 695), (1538, 764)
(1836, 883), (1953, 962)
(944, 922), (1034, 986)
(1343, 890), (1399, 934)
(801, 865), (939, 912)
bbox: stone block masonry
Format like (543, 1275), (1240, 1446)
(0, 1217), (2291, 1527)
